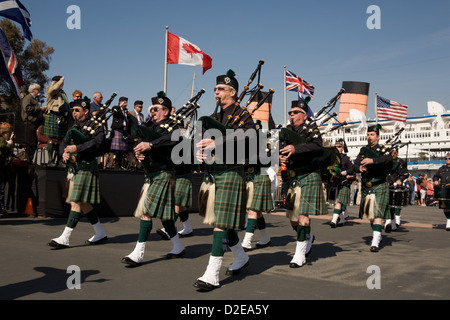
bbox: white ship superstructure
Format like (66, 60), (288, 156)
(320, 101), (450, 175)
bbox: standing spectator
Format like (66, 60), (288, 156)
(426, 178), (434, 205)
(404, 175), (415, 205)
(0, 123), (14, 216)
(420, 178), (427, 206)
(129, 100), (145, 125)
(42, 75), (69, 167)
(21, 83), (44, 162)
(68, 90), (83, 129)
(90, 92), (103, 116)
(110, 97), (131, 169)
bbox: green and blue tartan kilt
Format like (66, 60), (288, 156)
(110, 130), (128, 151)
(248, 173), (274, 212)
(175, 173), (192, 208)
(68, 161), (100, 204)
(207, 166), (246, 229)
(336, 183), (351, 205)
(359, 182), (390, 220)
(143, 170), (175, 220)
(42, 112), (67, 139)
(291, 171), (328, 216)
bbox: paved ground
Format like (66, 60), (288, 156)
(0, 203), (449, 305)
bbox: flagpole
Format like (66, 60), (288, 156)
(375, 92), (378, 124)
(283, 65), (287, 127)
(191, 72), (196, 98)
(164, 26), (169, 94)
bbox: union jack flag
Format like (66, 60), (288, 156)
(285, 69), (315, 99)
(0, 27), (24, 98)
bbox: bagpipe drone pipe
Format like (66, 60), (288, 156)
(129, 89), (206, 145)
(63, 92), (117, 157)
(197, 60), (274, 144)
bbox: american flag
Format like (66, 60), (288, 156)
(285, 69), (315, 99)
(0, 27), (24, 98)
(377, 95), (408, 122)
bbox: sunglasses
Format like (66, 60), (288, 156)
(214, 86), (230, 92)
(446, 158), (450, 160)
(151, 107), (166, 112)
(288, 110), (304, 116)
(72, 108), (84, 113)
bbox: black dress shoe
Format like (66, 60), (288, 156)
(47, 240), (69, 250)
(166, 249), (185, 259)
(178, 232), (193, 238)
(384, 224), (392, 233)
(193, 279), (219, 291)
(156, 228), (170, 240)
(225, 260), (249, 275)
(289, 262), (305, 268)
(85, 236), (108, 245)
(255, 241), (271, 249)
(121, 257), (142, 267)
(370, 246), (379, 252)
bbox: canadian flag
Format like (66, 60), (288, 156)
(167, 32), (212, 74)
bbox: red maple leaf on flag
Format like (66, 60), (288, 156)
(182, 43), (202, 58)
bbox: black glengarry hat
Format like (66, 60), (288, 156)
(151, 91), (172, 109)
(368, 124), (382, 135)
(217, 69), (239, 92)
(291, 100), (308, 113)
(73, 98), (90, 111)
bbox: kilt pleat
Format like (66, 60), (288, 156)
(336, 184), (350, 205)
(290, 171), (327, 216)
(143, 171), (175, 220)
(359, 182), (389, 220)
(248, 174), (274, 212)
(111, 130), (128, 151)
(175, 173), (192, 208)
(207, 169), (246, 229)
(68, 163), (100, 204)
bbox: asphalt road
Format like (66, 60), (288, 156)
(0, 203), (449, 306)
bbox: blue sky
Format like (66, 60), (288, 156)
(15, 0), (450, 125)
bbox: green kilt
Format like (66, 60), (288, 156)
(336, 182), (351, 205)
(42, 112), (67, 139)
(142, 170), (175, 220)
(359, 182), (389, 220)
(68, 161), (100, 204)
(175, 173), (192, 208)
(206, 165), (246, 230)
(290, 171), (327, 216)
(247, 173), (274, 212)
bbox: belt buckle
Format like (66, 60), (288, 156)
(365, 181), (373, 188)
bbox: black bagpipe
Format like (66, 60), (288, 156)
(130, 89), (206, 144)
(279, 88), (347, 182)
(198, 60), (270, 135)
(63, 92), (117, 156)
(358, 127), (405, 179)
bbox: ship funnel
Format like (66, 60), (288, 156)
(338, 81), (370, 122)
